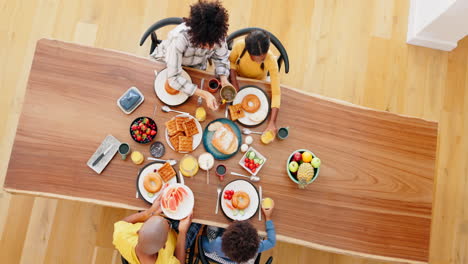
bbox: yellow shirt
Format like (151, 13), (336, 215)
(113, 221), (180, 264)
(229, 39), (281, 108)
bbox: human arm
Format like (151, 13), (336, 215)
(194, 89), (219, 111)
(229, 69), (240, 91)
(212, 41), (233, 88)
(263, 56), (281, 135)
(165, 35), (198, 96)
(228, 41), (242, 91)
(258, 200), (276, 252)
(175, 212), (193, 263)
(122, 195), (163, 224)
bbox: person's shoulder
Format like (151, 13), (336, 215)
(265, 51), (279, 69)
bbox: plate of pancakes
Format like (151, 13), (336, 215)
(137, 161), (178, 204)
(165, 114), (202, 153)
(231, 85), (271, 127)
(202, 118), (242, 160)
(220, 179), (260, 221)
(154, 68), (192, 106)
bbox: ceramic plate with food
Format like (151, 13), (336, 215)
(202, 118), (242, 160)
(161, 183), (194, 220)
(165, 114), (202, 153)
(239, 147), (267, 176)
(154, 69), (192, 106)
(232, 86), (270, 127)
(220, 179), (259, 221)
(137, 162), (178, 204)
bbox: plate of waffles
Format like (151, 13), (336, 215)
(137, 161), (178, 204)
(154, 68), (192, 106)
(165, 114), (202, 153)
(232, 85), (271, 127)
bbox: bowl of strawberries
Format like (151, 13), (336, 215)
(130, 117), (158, 144)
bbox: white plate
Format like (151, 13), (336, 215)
(232, 87), (270, 126)
(154, 69), (191, 106)
(137, 162), (178, 204)
(220, 179), (259, 221)
(161, 183), (195, 220)
(165, 114), (203, 153)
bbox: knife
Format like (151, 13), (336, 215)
(178, 170), (185, 185)
(92, 145), (113, 167)
(259, 185), (262, 221)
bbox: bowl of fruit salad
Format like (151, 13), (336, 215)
(287, 149), (321, 188)
(239, 147), (266, 176)
(130, 117), (158, 144)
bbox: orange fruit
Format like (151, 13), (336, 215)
(302, 152), (313, 163)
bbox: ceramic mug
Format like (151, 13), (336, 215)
(220, 85), (237, 104)
(216, 164), (227, 181)
(208, 78), (221, 93)
(118, 143), (130, 159)
(277, 127), (289, 140)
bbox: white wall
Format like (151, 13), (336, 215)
(407, 0), (468, 51)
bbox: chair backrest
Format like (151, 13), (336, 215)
(227, 27), (289, 74)
(139, 17), (184, 55)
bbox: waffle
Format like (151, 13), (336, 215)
(165, 119), (178, 136)
(229, 104), (245, 121)
(178, 136), (193, 152)
(183, 118), (199, 137)
(175, 116), (189, 132)
(158, 162), (176, 182)
(169, 132), (184, 152)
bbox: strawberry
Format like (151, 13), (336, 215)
(134, 130), (140, 135)
(131, 125), (138, 130)
(136, 135), (142, 141)
(150, 130), (157, 136)
(142, 134), (147, 139)
(141, 125), (147, 131)
(143, 118), (148, 124)
(146, 128), (151, 134)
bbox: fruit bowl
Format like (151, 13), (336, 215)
(130, 117), (158, 144)
(286, 149), (320, 188)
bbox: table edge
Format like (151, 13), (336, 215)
(4, 187), (428, 264)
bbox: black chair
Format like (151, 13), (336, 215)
(139, 17), (184, 55)
(193, 235), (273, 264)
(227, 27), (289, 74)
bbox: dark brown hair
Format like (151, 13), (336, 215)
(221, 221), (260, 263)
(184, 0), (229, 47)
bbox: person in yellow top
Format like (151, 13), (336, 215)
(113, 194), (194, 264)
(229, 30), (281, 136)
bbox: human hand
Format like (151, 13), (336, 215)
(147, 194), (163, 216)
(220, 75), (231, 87)
(264, 122), (277, 137)
(203, 91), (219, 111)
(261, 199), (275, 221)
(178, 211), (193, 234)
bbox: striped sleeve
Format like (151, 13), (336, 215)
(165, 34), (197, 96)
(211, 41), (230, 77)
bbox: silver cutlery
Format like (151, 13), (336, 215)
(197, 78), (205, 106)
(161, 105), (190, 115)
(147, 157), (177, 166)
(242, 128), (263, 135)
(216, 184), (222, 214)
(92, 145), (113, 166)
(231, 172), (260, 182)
(259, 185), (262, 221)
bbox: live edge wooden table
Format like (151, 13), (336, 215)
(4, 39), (437, 264)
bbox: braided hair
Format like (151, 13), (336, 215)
(237, 30), (270, 70)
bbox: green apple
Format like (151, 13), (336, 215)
(311, 157), (321, 168)
(289, 161), (299, 173)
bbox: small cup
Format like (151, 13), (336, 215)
(277, 127), (289, 140)
(118, 143), (130, 160)
(208, 78), (221, 93)
(216, 164), (227, 181)
(220, 85), (237, 104)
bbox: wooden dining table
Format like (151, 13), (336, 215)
(4, 39), (438, 264)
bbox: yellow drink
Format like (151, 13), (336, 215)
(131, 151), (144, 165)
(179, 154), (199, 177)
(261, 131), (274, 144)
(262, 197), (273, 209)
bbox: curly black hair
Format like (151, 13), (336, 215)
(221, 221), (260, 263)
(184, 0), (229, 47)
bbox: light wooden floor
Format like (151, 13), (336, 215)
(0, 0), (467, 263)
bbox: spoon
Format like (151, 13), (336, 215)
(161, 105), (190, 115)
(231, 172), (260, 182)
(242, 128), (263, 135)
(147, 157), (177, 166)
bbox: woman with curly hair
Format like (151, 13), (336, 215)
(202, 200), (276, 263)
(151, 0), (233, 111)
(229, 30), (281, 138)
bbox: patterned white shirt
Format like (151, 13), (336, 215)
(151, 23), (230, 96)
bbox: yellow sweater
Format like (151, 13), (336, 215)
(229, 40), (281, 108)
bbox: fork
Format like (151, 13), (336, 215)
(215, 184), (222, 214)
